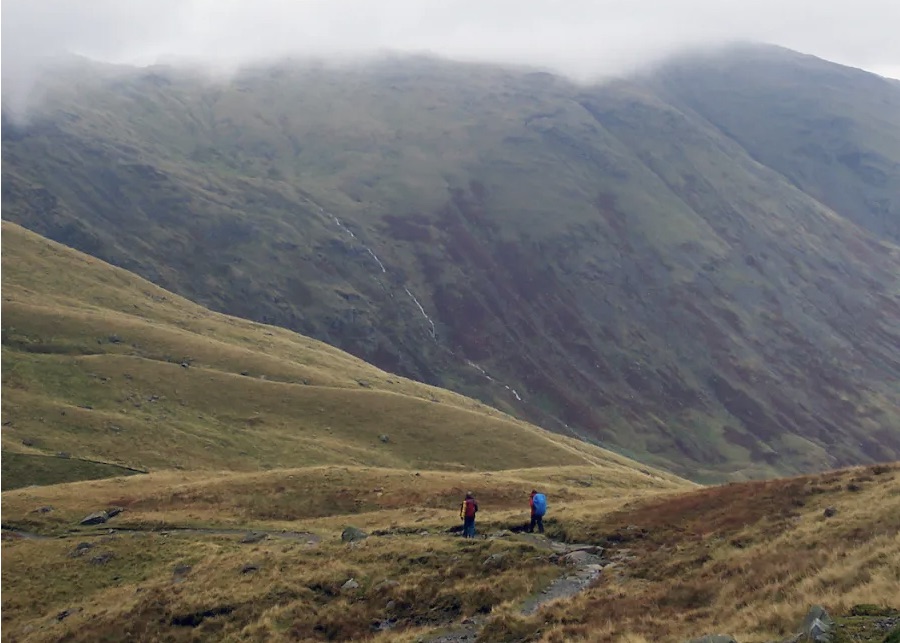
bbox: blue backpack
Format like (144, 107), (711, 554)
(532, 493), (547, 516)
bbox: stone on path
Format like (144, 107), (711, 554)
(562, 550), (596, 566)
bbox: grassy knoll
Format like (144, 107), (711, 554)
(2, 221), (665, 487)
(0, 452), (143, 491)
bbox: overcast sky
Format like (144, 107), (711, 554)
(4, 0), (900, 94)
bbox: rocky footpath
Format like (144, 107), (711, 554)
(425, 530), (618, 643)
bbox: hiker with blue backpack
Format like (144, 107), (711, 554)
(529, 490), (547, 534)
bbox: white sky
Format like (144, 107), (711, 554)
(3, 0), (900, 90)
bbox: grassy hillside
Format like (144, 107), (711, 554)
(3, 46), (900, 480)
(0, 231), (893, 640)
(1, 221), (672, 489)
(1, 460), (895, 642)
(482, 462), (900, 642)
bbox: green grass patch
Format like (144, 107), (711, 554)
(1, 451), (143, 491)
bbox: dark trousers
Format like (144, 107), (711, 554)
(529, 513), (544, 534)
(463, 516), (476, 538)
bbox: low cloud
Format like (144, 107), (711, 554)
(3, 0), (900, 113)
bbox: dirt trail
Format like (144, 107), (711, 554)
(1, 526), (321, 544)
(427, 534), (609, 642)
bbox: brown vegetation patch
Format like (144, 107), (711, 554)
(708, 373), (783, 441)
(487, 463), (900, 642)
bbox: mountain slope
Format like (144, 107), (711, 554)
(1, 222), (667, 489)
(3, 46), (900, 480)
(650, 44), (900, 243)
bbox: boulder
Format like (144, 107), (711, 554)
(341, 526), (368, 542)
(483, 552), (508, 568)
(106, 507), (124, 518)
(801, 605), (835, 643)
(79, 511), (109, 526)
(378, 434), (390, 443)
(341, 578), (360, 591)
(823, 507), (837, 518)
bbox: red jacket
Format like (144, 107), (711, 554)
(461, 498), (478, 518)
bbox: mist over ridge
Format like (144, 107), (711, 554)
(4, 0), (900, 118)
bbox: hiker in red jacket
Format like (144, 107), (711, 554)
(460, 492), (478, 538)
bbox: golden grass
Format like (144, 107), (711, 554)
(482, 463), (900, 643)
(1, 464), (896, 642)
(1, 524), (561, 642)
(0, 464), (685, 535)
